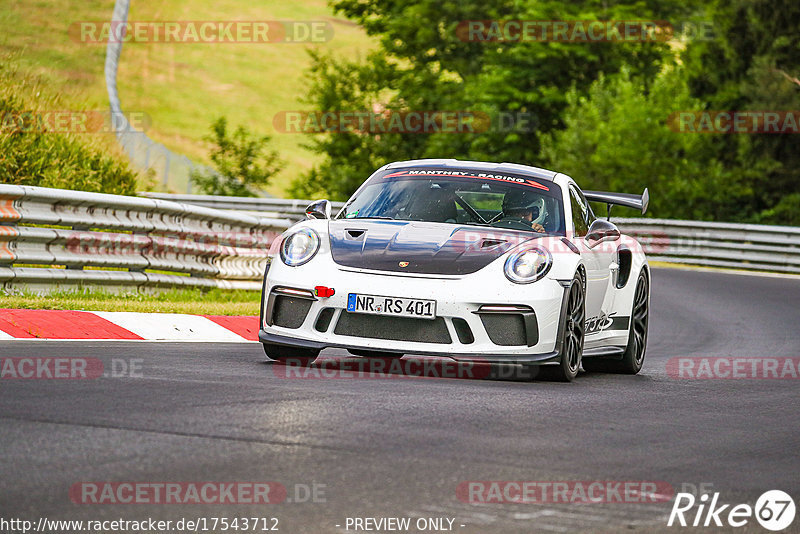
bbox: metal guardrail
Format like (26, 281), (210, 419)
(1, 186), (797, 294)
(141, 194), (800, 274)
(0, 185), (292, 292)
(614, 218), (800, 274)
(140, 193), (346, 221)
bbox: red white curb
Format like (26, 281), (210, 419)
(0, 309), (259, 342)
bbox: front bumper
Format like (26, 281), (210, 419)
(260, 256), (567, 364)
(258, 330), (560, 364)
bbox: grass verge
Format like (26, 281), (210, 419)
(0, 0), (374, 195)
(0, 287), (260, 316)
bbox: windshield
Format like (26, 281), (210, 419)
(337, 168), (566, 235)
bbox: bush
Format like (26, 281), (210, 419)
(541, 67), (744, 221)
(190, 117), (283, 197)
(0, 56), (139, 195)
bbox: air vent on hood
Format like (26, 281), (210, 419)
(480, 239), (506, 249)
(345, 229), (366, 240)
(328, 219), (520, 275)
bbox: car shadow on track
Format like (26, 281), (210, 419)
(262, 355), (592, 383)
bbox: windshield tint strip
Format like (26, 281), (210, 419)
(383, 170), (549, 191)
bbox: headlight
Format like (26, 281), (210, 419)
(504, 246), (552, 284)
(280, 228), (320, 266)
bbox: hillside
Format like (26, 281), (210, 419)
(0, 0), (373, 196)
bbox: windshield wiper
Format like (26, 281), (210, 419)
(349, 216), (395, 220)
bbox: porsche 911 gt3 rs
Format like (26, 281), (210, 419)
(259, 159), (650, 381)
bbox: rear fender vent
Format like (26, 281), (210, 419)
(616, 246), (633, 288)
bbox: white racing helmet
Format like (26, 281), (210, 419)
(502, 190), (547, 226)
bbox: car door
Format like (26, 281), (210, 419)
(568, 184), (614, 321)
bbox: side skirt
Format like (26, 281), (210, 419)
(582, 346), (625, 360)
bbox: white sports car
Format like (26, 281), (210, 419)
(259, 159), (650, 381)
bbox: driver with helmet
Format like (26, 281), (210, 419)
(499, 189), (547, 233)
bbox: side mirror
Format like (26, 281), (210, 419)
(305, 199), (331, 220)
(586, 219), (620, 248)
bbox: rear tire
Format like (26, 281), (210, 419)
(543, 272), (585, 382)
(582, 270), (649, 374)
(262, 343), (319, 366)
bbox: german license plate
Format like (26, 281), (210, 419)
(347, 293), (436, 320)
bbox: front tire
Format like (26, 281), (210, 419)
(262, 343), (319, 366)
(583, 270), (649, 374)
(544, 272), (585, 382)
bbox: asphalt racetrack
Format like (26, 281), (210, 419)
(1, 267), (799, 533)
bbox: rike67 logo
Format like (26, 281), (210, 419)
(668, 490), (795, 531)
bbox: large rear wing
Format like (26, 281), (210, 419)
(584, 188), (649, 218)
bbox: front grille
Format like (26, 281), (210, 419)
(334, 312), (452, 344)
(271, 296), (312, 329)
(480, 313), (528, 346)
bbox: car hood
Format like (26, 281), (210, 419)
(328, 220), (536, 275)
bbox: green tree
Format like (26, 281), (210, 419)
(682, 0), (800, 224)
(292, 0), (698, 200)
(288, 50), (428, 200)
(425, 0), (695, 166)
(191, 117), (283, 197)
(0, 94), (139, 195)
(541, 66), (739, 220)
